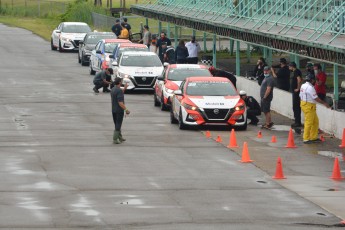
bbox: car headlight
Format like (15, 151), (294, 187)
(61, 37), (71, 42)
(235, 105), (245, 111)
(182, 102), (198, 111)
(119, 73), (131, 78)
(166, 88), (174, 94)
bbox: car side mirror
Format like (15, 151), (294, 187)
(174, 90), (182, 96)
(55, 30), (61, 33)
(112, 61), (118, 66)
(109, 55), (114, 58)
(96, 50), (102, 54)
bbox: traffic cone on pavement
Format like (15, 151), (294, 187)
(205, 130), (211, 138)
(257, 131), (262, 138)
(320, 135), (325, 142)
(330, 157), (344, 180)
(285, 128), (297, 148)
(271, 135), (277, 143)
(239, 142), (253, 163)
(273, 157), (286, 179)
(227, 129), (239, 148)
(340, 128), (345, 148)
(216, 135), (222, 143)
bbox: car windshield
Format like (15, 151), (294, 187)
(86, 35), (115, 44)
(62, 24), (91, 33)
(186, 81), (237, 96)
(120, 55), (162, 67)
(104, 43), (118, 53)
(117, 47), (148, 58)
(168, 68), (211, 81)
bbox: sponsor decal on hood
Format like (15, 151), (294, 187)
(62, 33), (86, 40)
(189, 96), (240, 109)
(119, 67), (164, 76)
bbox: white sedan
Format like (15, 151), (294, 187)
(51, 22), (91, 52)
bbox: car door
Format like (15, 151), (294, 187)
(173, 80), (185, 116)
(156, 67), (167, 98)
(52, 23), (62, 47)
(79, 34), (87, 59)
(96, 42), (104, 71)
(91, 41), (101, 71)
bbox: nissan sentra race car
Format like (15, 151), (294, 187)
(170, 77), (247, 130)
(154, 64), (212, 111)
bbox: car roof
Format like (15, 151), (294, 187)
(121, 51), (155, 56)
(103, 39), (131, 43)
(62, 22), (89, 26)
(119, 43), (148, 48)
(169, 64), (209, 69)
(186, 77), (231, 82)
(86, 32), (115, 36)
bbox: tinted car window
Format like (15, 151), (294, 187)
(62, 25), (91, 33)
(120, 55), (162, 67)
(104, 43), (118, 53)
(85, 35), (115, 44)
(168, 68), (211, 81)
(117, 47), (148, 58)
(186, 81), (237, 96)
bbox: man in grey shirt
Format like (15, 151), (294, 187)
(140, 25), (151, 50)
(260, 66), (275, 129)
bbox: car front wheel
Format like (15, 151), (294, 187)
(160, 94), (168, 111)
(81, 53), (88, 66)
(178, 110), (188, 130)
(89, 62), (96, 75)
(51, 39), (57, 50)
(58, 40), (64, 53)
(154, 91), (160, 107)
(170, 108), (178, 124)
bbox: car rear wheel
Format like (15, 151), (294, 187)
(160, 94), (168, 111)
(170, 108), (178, 124)
(78, 53), (81, 63)
(81, 54), (88, 66)
(51, 39), (57, 50)
(178, 110), (188, 130)
(58, 40), (64, 53)
(89, 63), (96, 75)
(154, 91), (160, 107)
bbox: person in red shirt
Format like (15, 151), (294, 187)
(313, 63), (327, 101)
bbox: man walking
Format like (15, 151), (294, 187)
(155, 32), (171, 63)
(111, 19), (122, 37)
(240, 90), (261, 125)
(260, 66), (275, 129)
(93, 68), (113, 93)
(111, 78), (130, 144)
(300, 74), (331, 144)
(289, 62), (303, 128)
(185, 36), (201, 64)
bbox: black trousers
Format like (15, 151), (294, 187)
(292, 92), (301, 125)
(247, 109), (260, 123)
(186, 57), (198, 64)
(112, 111), (124, 131)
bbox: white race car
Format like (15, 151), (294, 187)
(51, 22), (91, 52)
(113, 51), (164, 91)
(170, 77), (247, 130)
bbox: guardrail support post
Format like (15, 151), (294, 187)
(236, 40), (240, 76)
(203, 32), (207, 52)
(213, 34), (217, 68)
(334, 64), (339, 109)
(174, 25), (178, 49)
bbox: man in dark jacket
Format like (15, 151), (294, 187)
(209, 66), (237, 89)
(162, 42), (176, 64)
(271, 58), (290, 91)
(155, 32), (172, 63)
(240, 90), (261, 125)
(111, 19), (122, 37)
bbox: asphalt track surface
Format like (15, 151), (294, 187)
(0, 24), (344, 229)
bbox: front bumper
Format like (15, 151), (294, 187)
(61, 39), (80, 50)
(121, 76), (157, 90)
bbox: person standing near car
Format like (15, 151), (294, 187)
(155, 32), (171, 63)
(162, 42), (176, 64)
(122, 17), (132, 40)
(93, 68), (113, 93)
(111, 77), (130, 144)
(271, 58), (290, 92)
(111, 19), (122, 37)
(118, 22), (129, 39)
(289, 62), (303, 128)
(313, 63), (327, 101)
(185, 36), (201, 64)
(175, 40), (189, 64)
(209, 66), (237, 89)
(260, 66), (275, 129)
(139, 25), (151, 50)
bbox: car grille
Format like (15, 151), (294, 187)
(203, 108), (231, 120)
(133, 76), (155, 87)
(73, 40), (80, 47)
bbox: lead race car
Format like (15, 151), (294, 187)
(170, 77), (247, 130)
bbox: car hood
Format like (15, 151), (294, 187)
(119, 66), (164, 76)
(165, 80), (182, 90)
(84, 44), (96, 50)
(188, 96), (240, 109)
(61, 32), (87, 40)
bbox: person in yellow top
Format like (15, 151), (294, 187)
(118, 22), (129, 39)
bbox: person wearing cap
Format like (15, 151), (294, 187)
(185, 36), (201, 64)
(93, 68), (113, 93)
(155, 32), (172, 63)
(313, 63), (327, 101)
(260, 66), (275, 129)
(111, 77), (130, 144)
(271, 58), (290, 92)
(111, 19), (122, 37)
(122, 17), (132, 40)
(289, 62), (303, 127)
(118, 22), (129, 39)
(139, 25), (151, 49)
(306, 62), (314, 76)
(300, 74), (331, 144)
(240, 90), (261, 125)
(253, 57), (267, 85)
(209, 66), (237, 89)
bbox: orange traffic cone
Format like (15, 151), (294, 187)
(330, 157), (344, 180)
(285, 128), (297, 148)
(205, 130), (211, 138)
(271, 135), (277, 143)
(257, 131), (262, 138)
(227, 129), (239, 148)
(239, 142), (253, 163)
(340, 128), (345, 148)
(273, 157), (286, 179)
(320, 135), (325, 142)
(216, 135), (222, 143)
